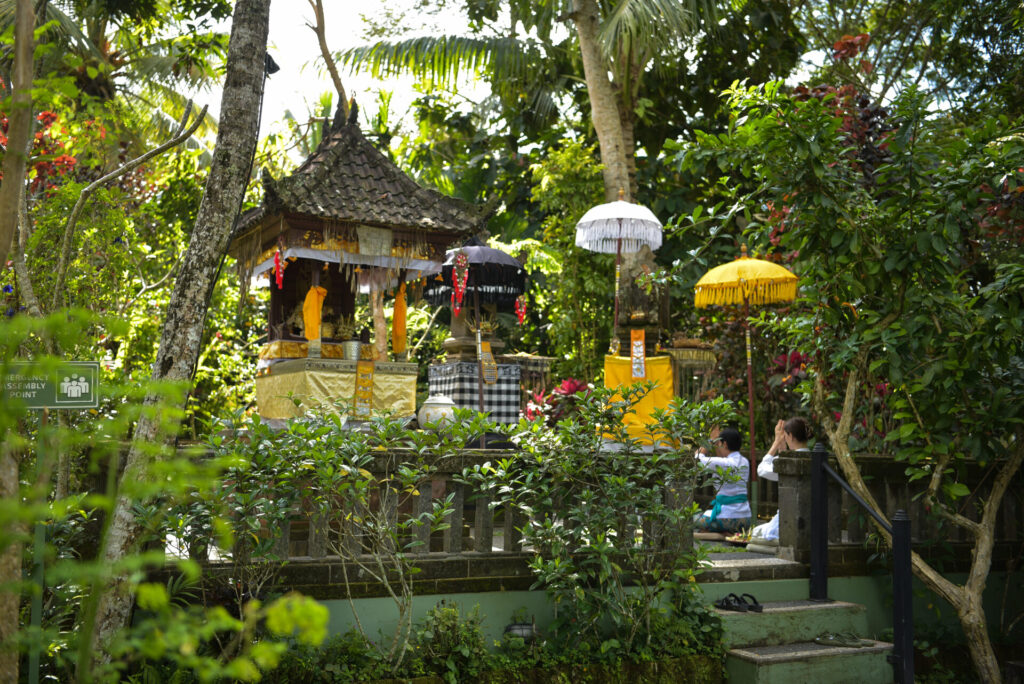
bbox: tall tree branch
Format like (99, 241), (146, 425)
(14, 117), (43, 320)
(0, 0), (36, 266)
(306, 0), (349, 118)
(904, 389), (984, 536)
(84, 0), (269, 672)
(572, 0), (631, 201)
(50, 103), (207, 310)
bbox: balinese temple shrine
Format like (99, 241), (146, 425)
(573, 198), (717, 441)
(228, 105), (486, 421)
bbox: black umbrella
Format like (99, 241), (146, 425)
(423, 238), (527, 442)
(422, 237), (527, 310)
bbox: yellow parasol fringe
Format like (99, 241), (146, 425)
(694, 278), (797, 308)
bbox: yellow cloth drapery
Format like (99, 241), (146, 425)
(255, 367), (416, 419)
(258, 341), (347, 360)
(392, 282), (407, 355)
(604, 354), (674, 442)
(302, 286), (328, 341)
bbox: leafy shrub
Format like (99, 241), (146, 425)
(264, 630), (388, 683)
(467, 385), (735, 657)
(407, 601), (489, 683)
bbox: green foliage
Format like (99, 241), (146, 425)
(203, 406), (493, 675)
(466, 385), (734, 656)
(263, 630), (389, 684)
(527, 140), (609, 380)
(696, 81), (1024, 460)
(263, 598), (724, 684)
(673, 80), (1023, 680)
(408, 601), (489, 684)
(790, 0), (1024, 119)
(0, 312), (325, 683)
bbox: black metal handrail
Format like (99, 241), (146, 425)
(810, 442), (914, 684)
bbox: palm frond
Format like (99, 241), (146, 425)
(0, 0), (101, 61)
(118, 31), (228, 90)
(143, 82), (218, 142)
(124, 85), (216, 163)
(339, 35), (534, 92)
(600, 0), (717, 59)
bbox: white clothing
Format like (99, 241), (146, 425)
(757, 453), (779, 481)
(695, 450), (751, 520)
(752, 512), (780, 541)
(751, 447), (808, 541)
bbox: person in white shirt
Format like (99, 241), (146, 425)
(694, 426), (752, 533)
(751, 416), (811, 541)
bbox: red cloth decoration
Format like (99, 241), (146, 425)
(514, 294), (527, 325)
(451, 250), (469, 316)
(274, 249), (284, 290)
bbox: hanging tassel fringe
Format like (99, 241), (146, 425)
(575, 220), (663, 253)
(694, 279), (798, 308)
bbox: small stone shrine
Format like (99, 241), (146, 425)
(228, 105), (485, 420)
(421, 238), (528, 425)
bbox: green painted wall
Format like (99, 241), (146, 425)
(319, 571), (1022, 646)
(322, 591), (554, 645)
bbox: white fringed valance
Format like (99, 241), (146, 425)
(574, 200), (663, 254)
(575, 219), (664, 253)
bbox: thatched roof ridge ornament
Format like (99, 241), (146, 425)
(233, 101), (486, 240)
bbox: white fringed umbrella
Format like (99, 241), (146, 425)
(575, 200), (663, 254)
(575, 198), (663, 346)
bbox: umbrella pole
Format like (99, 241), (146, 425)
(744, 295), (758, 526)
(474, 286), (487, 449)
(613, 223), (622, 352)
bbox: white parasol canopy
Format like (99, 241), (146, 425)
(575, 200), (663, 254)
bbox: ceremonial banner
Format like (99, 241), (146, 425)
(630, 328), (646, 379)
(479, 340), (498, 385)
(354, 360), (375, 416)
(604, 354), (674, 442)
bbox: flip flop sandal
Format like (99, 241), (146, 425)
(837, 632), (873, 647)
(813, 632), (872, 648)
(740, 593), (763, 612)
(713, 593), (748, 612)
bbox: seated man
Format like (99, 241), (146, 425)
(694, 426), (751, 533)
(751, 417), (810, 542)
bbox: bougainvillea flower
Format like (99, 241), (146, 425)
(553, 378), (588, 396)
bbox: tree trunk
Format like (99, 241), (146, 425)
(960, 598), (1002, 683)
(372, 290), (388, 358)
(84, 0), (271, 673)
(0, 3), (35, 678)
(0, 0), (35, 265)
(0, 451), (23, 684)
(813, 369), (1022, 683)
(618, 99), (638, 200)
(572, 0), (632, 202)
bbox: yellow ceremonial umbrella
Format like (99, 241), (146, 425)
(694, 245), (797, 520)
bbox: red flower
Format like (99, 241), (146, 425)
(36, 111), (58, 127)
(553, 378), (588, 396)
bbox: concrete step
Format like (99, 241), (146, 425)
(717, 599), (871, 648)
(726, 639), (893, 684)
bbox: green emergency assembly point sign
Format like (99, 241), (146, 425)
(3, 361), (100, 409)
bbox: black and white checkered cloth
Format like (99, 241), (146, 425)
(428, 362), (521, 424)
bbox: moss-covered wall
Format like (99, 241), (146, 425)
(319, 571), (1023, 647)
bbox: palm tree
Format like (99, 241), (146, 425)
(0, 0), (227, 157)
(339, 0), (718, 202)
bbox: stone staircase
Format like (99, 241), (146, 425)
(717, 599), (894, 684)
